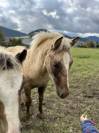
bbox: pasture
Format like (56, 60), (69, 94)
(22, 48), (99, 133)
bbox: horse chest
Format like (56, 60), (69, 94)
(24, 73), (49, 89)
(36, 71), (50, 85)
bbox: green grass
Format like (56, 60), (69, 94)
(71, 48), (99, 77)
(22, 48), (99, 133)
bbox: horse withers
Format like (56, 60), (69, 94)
(0, 48), (27, 133)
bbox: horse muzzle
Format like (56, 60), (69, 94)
(57, 88), (69, 99)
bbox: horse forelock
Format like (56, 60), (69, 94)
(0, 51), (20, 71)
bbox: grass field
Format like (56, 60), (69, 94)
(22, 48), (99, 133)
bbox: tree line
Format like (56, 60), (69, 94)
(0, 30), (26, 47)
(78, 41), (99, 48)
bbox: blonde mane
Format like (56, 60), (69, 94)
(30, 32), (72, 53)
(30, 32), (62, 49)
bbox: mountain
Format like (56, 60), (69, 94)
(29, 29), (48, 37)
(63, 32), (99, 43)
(29, 28), (99, 43)
(29, 29), (73, 39)
(80, 36), (99, 43)
(0, 26), (27, 38)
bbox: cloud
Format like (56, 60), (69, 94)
(0, 0), (99, 34)
(78, 32), (99, 37)
(0, 0), (9, 8)
(42, 10), (60, 19)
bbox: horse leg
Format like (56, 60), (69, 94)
(24, 88), (32, 118)
(37, 86), (45, 119)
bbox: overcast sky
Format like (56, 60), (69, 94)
(0, 0), (99, 33)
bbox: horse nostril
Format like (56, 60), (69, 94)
(60, 92), (69, 99)
(20, 103), (24, 107)
(60, 94), (65, 98)
(20, 103), (24, 106)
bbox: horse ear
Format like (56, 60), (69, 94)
(52, 37), (63, 50)
(16, 49), (27, 63)
(71, 37), (80, 46)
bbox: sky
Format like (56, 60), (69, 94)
(0, 0), (99, 34)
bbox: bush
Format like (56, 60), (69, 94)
(77, 41), (96, 48)
(9, 38), (23, 46)
(84, 41), (96, 48)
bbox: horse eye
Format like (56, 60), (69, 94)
(54, 62), (62, 69)
(54, 63), (59, 68)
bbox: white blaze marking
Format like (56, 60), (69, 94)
(63, 52), (70, 88)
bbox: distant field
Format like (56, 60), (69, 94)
(22, 48), (99, 133)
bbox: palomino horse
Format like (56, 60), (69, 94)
(0, 47), (27, 133)
(7, 32), (79, 118)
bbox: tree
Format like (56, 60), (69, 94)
(9, 38), (24, 46)
(84, 41), (96, 48)
(0, 30), (5, 45)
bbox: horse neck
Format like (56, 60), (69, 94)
(23, 41), (50, 79)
